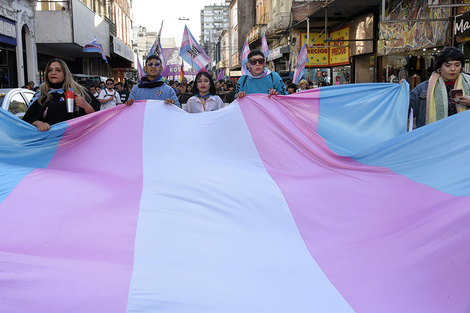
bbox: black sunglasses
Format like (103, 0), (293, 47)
(249, 58), (265, 65)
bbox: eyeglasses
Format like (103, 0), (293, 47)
(106, 82), (114, 85)
(147, 62), (161, 67)
(249, 58), (265, 65)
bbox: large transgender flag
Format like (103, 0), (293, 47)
(1, 82), (470, 312)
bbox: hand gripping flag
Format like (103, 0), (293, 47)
(240, 39), (250, 75)
(137, 57), (145, 81)
(83, 36), (107, 63)
(149, 20), (165, 65)
(293, 43), (308, 84)
(2, 82), (470, 312)
(262, 32), (269, 59)
(180, 25), (211, 72)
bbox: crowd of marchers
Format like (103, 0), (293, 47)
(19, 47), (470, 132)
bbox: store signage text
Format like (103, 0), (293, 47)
(0, 18), (16, 39)
(455, 13), (470, 37)
(301, 26), (350, 67)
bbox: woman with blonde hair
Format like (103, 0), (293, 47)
(297, 79), (308, 92)
(23, 58), (100, 131)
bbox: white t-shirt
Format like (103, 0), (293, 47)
(183, 95), (224, 113)
(98, 88), (121, 110)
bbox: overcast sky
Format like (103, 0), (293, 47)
(132, 0), (224, 45)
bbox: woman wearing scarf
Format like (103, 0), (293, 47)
(183, 71), (224, 113)
(126, 55), (179, 107)
(410, 47), (470, 128)
(23, 58), (100, 131)
(236, 50), (288, 98)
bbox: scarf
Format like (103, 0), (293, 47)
(246, 67), (271, 79)
(138, 75), (166, 89)
(30, 85), (73, 105)
(426, 72), (470, 125)
(195, 93), (211, 100)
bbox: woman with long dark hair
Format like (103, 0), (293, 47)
(182, 71), (224, 113)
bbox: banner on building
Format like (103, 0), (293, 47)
(300, 32), (329, 67)
(378, 0), (450, 55)
(161, 48), (197, 78)
(300, 27), (350, 68)
(329, 26), (350, 66)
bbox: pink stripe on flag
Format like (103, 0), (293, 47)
(0, 103), (146, 312)
(239, 95), (470, 312)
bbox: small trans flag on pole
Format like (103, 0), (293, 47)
(83, 37), (107, 63)
(240, 39), (250, 75)
(149, 20), (165, 66)
(293, 43), (308, 84)
(180, 25), (211, 72)
(137, 57), (145, 81)
(262, 32), (269, 59)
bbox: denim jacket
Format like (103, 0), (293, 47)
(409, 80), (429, 129)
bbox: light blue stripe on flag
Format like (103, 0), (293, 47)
(0, 110), (65, 202)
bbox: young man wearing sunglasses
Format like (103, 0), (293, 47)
(236, 50), (288, 98)
(98, 78), (122, 110)
(126, 55), (180, 107)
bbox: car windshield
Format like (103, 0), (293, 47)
(0, 93), (5, 106)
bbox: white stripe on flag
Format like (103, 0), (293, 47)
(125, 101), (355, 313)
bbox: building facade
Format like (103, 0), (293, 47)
(0, 0), (37, 88)
(35, 0), (134, 84)
(200, 1), (230, 72)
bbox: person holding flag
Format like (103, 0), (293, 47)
(126, 55), (179, 107)
(236, 50), (287, 98)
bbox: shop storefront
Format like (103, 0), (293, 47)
(267, 45), (290, 74)
(300, 25), (351, 86)
(378, 49), (440, 88)
(377, 0), (451, 86)
(0, 16), (17, 87)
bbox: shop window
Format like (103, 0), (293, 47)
(0, 50), (7, 66)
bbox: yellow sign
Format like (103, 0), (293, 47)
(300, 32), (329, 67)
(329, 26), (350, 66)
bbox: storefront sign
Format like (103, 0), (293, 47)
(267, 45), (289, 61)
(0, 16), (17, 46)
(301, 32), (329, 67)
(301, 28), (350, 67)
(112, 37), (133, 62)
(455, 12), (470, 38)
(329, 26), (350, 66)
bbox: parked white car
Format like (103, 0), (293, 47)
(0, 88), (35, 118)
